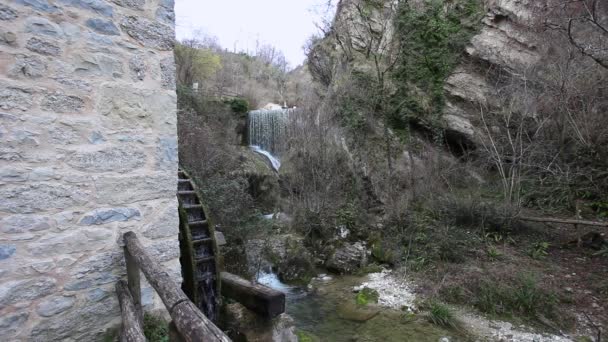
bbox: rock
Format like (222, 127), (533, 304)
(57, 0), (113, 17)
(337, 301), (380, 322)
(1, 214), (55, 233)
(148, 240), (180, 262)
(112, 0), (145, 10)
(0, 312), (28, 339)
(120, 16), (174, 50)
(0, 244), (16, 260)
(66, 146), (146, 173)
(48, 124), (83, 145)
(0, 30), (16, 46)
(9, 54), (47, 78)
(53, 77), (91, 92)
(128, 53), (146, 81)
(0, 184), (89, 214)
(30, 296), (119, 341)
(157, 136), (178, 169)
(86, 288), (109, 302)
(142, 202), (178, 239)
(26, 37), (61, 56)
(0, 86), (34, 111)
(79, 207), (141, 225)
(29, 167), (56, 181)
(156, 0), (175, 25)
(0, 167), (27, 182)
(25, 17), (62, 37)
(15, 0), (59, 13)
(41, 93), (85, 113)
(160, 56), (176, 89)
(0, 4), (18, 20)
(224, 303), (298, 342)
(0, 277), (57, 308)
(97, 83), (177, 130)
(85, 18), (120, 35)
(88, 131), (105, 144)
(26, 230), (109, 257)
(94, 173), (175, 204)
(326, 242), (368, 274)
(36, 295), (76, 317)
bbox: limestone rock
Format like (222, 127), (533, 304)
(26, 37), (61, 56)
(120, 16), (174, 50)
(79, 207), (141, 225)
(85, 18), (120, 36)
(0, 277), (57, 308)
(25, 16), (62, 37)
(36, 295), (76, 317)
(0, 86), (34, 111)
(9, 54), (47, 78)
(0, 312), (28, 339)
(26, 229), (111, 257)
(156, 0), (175, 25)
(57, 0), (113, 17)
(41, 93), (85, 113)
(142, 201), (179, 239)
(129, 53), (147, 81)
(160, 56), (176, 89)
(30, 296), (119, 341)
(0, 244), (16, 260)
(94, 173), (175, 204)
(326, 242), (368, 274)
(0, 4), (18, 21)
(1, 214), (55, 233)
(66, 146), (146, 173)
(157, 136), (178, 169)
(0, 183), (89, 214)
(112, 0), (145, 10)
(15, 0), (59, 13)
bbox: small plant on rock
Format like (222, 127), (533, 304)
(428, 301), (458, 329)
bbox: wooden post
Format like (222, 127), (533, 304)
(116, 280), (146, 342)
(124, 245), (143, 327)
(220, 272), (285, 318)
(123, 232), (231, 342)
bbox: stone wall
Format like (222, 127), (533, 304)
(0, 0), (179, 340)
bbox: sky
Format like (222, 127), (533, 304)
(175, 0), (336, 67)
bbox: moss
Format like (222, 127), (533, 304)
(356, 287), (380, 306)
(143, 314), (169, 342)
(296, 330), (316, 342)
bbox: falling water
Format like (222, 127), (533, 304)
(248, 108), (295, 171)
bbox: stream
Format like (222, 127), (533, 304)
(257, 272), (461, 342)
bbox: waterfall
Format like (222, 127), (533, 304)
(248, 108), (294, 171)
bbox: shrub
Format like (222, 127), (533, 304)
(428, 301), (458, 328)
(226, 98), (249, 115)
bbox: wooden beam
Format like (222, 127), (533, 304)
(124, 246), (143, 326)
(123, 232), (231, 342)
(116, 280), (146, 342)
(220, 272), (285, 318)
(519, 216), (608, 227)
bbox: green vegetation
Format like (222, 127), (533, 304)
(427, 301), (458, 328)
(390, 0), (482, 130)
(143, 314), (169, 342)
(356, 287), (380, 306)
(296, 330), (315, 342)
(474, 275), (558, 319)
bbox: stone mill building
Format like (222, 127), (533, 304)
(0, 0), (180, 340)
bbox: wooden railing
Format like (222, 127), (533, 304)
(117, 232), (231, 342)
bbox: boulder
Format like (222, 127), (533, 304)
(326, 242), (368, 274)
(223, 303), (298, 342)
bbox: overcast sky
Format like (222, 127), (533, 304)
(175, 0), (336, 67)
